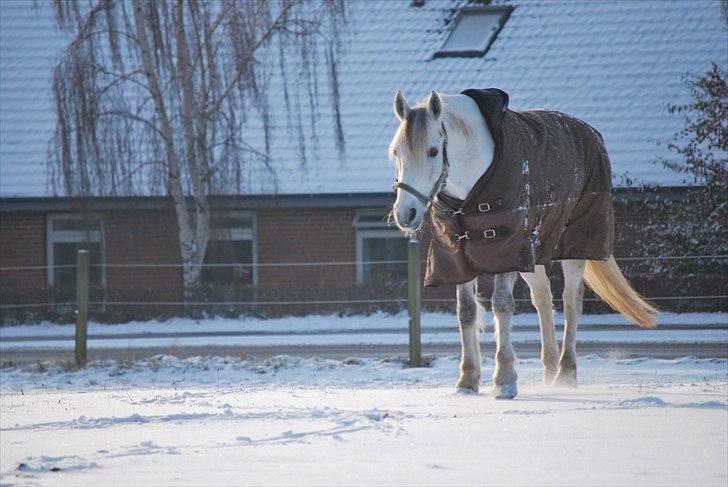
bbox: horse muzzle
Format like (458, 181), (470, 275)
(394, 203), (425, 231)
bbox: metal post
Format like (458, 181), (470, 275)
(407, 237), (422, 367)
(75, 249), (89, 367)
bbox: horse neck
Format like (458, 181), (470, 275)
(440, 94), (494, 201)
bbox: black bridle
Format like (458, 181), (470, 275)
(393, 122), (449, 208)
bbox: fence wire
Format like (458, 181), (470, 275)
(1, 255), (726, 272)
(1, 296), (727, 310)
(1, 254), (726, 310)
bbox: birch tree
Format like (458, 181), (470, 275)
(49, 0), (347, 297)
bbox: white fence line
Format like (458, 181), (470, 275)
(1, 254), (727, 272)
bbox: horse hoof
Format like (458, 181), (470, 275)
(455, 386), (479, 395)
(455, 374), (480, 394)
(492, 382), (518, 399)
(553, 369), (577, 388)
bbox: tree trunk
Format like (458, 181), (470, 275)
(132, 0), (201, 299)
(175, 0), (211, 290)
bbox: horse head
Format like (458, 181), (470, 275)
(389, 90), (448, 232)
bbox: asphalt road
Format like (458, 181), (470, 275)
(2, 341), (726, 367)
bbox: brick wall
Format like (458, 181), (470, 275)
(257, 208), (355, 283)
(256, 208), (357, 312)
(1, 197), (724, 322)
(103, 210), (184, 317)
(0, 212), (46, 309)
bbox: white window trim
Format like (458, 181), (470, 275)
(46, 213), (104, 287)
(352, 210), (394, 229)
(208, 210), (258, 285)
(354, 210), (407, 284)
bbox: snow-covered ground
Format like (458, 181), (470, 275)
(1, 354), (726, 486)
(4, 311), (726, 337)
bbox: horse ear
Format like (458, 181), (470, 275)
(394, 90), (410, 121)
(428, 90), (442, 120)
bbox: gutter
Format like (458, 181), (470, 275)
(0, 186), (704, 213)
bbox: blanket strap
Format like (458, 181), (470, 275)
(448, 198), (504, 217)
(454, 228), (499, 241)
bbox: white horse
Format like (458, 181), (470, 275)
(389, 90), (658, 398)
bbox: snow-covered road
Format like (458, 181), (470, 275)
(1, 354), (726, 486)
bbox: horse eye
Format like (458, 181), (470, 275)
(428, 147), (439, 158)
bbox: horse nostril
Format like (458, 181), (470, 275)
(408, 208), (417, 223)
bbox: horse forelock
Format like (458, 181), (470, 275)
(389, 106), (430, 163)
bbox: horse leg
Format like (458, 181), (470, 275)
(554, 260), (586, 387)
(455, 278), (482, 392)
(519, 265), (559, 383)
(491, 272), (519, 399)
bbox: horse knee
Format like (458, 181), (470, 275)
(457, 288), (478, 329)
(562, 282), (584, 304)
(564, 279), (584, 297)
(530, 289), (553, 310)
(492, 293), (514, 317)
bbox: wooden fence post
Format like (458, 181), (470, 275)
(407, 237), (422, 367)
(75, 249), (89, 367)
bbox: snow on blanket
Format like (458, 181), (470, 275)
(1, 355), (727, 486)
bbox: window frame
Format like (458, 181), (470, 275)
(46, 213), (105, 287)
(205, 210), (258, 285)
(434, 5), (513, 59)
(353, 210), (408, 285)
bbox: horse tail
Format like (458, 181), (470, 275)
(584, 256), (659, 328)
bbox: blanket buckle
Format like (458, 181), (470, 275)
(483, 229), (496, 239)
(478, 202), (491, 212)
(454, 231), (470, 241)
(450, 208), (464, 216)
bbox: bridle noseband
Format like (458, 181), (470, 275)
(393, 122), (449, 208)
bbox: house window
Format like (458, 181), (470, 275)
(201, 211), (256, 285)
(353, 211), (408, 284)
(46, 214), (104, 290)
(434, 6), (512, 58)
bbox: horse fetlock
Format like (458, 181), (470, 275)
(558, 349), (577, 369)
(456, 360), (480, 391)
(541, 342), (559, 383)
(554, 351), (577, 387)
(493, 363), (518, 387)
(553, 367), (577, 387)
(542, 365), (558, 384)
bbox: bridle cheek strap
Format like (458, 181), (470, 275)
(392, 122), (449, 209)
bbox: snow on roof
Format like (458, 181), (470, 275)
(1, 0), (726, 198)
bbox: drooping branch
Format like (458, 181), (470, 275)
(49, 0), (348, 293)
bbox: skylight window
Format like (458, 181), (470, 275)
(435, 6), (512, 58)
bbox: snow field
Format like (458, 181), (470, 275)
(3, 312), (726, 338)
(1, 354), (727, 486)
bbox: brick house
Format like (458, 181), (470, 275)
(1, 1), (725, 321)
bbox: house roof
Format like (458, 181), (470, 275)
(1, 0), (726, 198)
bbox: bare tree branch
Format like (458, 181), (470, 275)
(49, 0), (347, 297)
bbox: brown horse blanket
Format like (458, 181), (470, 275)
(424, 88), (614, 287)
